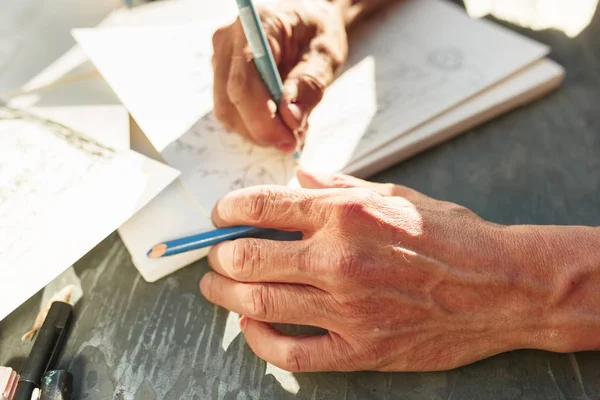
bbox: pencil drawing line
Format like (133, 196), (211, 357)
(426, 47), (465, 71)
(0, 105), (115, 158)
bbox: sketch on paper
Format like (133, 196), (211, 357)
(0, 106), (114, 208)
(353, 46), (485, 145)
(0, 106), (113, 263)
(161, 112), (297, 212)
(427, 47), (464, 71)
(0, 105), (115, 158)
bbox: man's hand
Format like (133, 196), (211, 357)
(211, 0), (348, 152)
(200, 169), (600, 372)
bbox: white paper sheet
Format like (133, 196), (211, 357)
(0, 105), (179, 321)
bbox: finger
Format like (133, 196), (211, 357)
(211, 185), (322, 231)
(227, 24), (296, 151)
(212, 26), (251, 138)
(208, 238), (318, 285)
(279, 48), (338, 135)
(296, 168), (427, 201)
(240, 317), (352, 372)
(200, 272), (329, 326)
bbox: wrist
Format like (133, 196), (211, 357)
(502, 225), (600, 353)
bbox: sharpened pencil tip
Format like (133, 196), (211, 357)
(147, 244), (167, 258)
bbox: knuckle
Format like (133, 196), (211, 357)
(312, 40), (346, 71)
(381, 183), (399, 196)
(333, 189), (377, 221)
(329, 174), (353, 188)
(212, 102), (230, 125)
(248, 285), (272, 320)
(226, 66), (249, 106)
(334, 246), (362, 279)
(230, 240), (259, 280)
(283, 344), (310, 372)
(202, 274), (219, 303)
(245, 187), (277, 223)
(297, 73), (326, 104)
(448, 202), (474, 215)
(211, 26), (228, 50)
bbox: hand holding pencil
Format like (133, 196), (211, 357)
(210, 0), (348, 152)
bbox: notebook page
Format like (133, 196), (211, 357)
(301, 0), (549, 171)
(344, 58), (565, 178)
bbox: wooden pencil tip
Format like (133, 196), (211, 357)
(147, 244), (167, 258)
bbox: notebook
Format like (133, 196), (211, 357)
(73, 0), (564, 282)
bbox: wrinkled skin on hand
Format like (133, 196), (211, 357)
(200, 169), (577, 372)
(211, 1), (348, 151)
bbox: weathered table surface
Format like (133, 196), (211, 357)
(2, 1), (600, 399)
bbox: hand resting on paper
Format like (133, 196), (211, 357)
(200, 169), (600, 372)
(210, 0), (394, 152)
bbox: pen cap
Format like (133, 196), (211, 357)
(18, 302), (72, 386)
(40, 371), (72, 400)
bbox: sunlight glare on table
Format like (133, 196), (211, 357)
(464, 0), (599, 37)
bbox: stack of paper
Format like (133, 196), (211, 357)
(0, 0), (180, 322)
(68, 0), (564, 282)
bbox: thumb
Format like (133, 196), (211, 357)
(296, 168), (426, 200)
(279, 50), (335, 133)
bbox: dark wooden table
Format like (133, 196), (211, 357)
(2, 2), (600, 399)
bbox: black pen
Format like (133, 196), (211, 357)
(13, 302), (72, 400)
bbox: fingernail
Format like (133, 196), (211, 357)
(277, 141), (295, 152)
(284, 80), (299, 102)
(288, 103), (303, 122)
(308, 169), (333, 185)
(287, 103), (308, 131)
(239, 315), (248, 331)
(267, 99), (278, 116)
(200, 273), (213, 293)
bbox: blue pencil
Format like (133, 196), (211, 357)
(147, 225), (268, 258)
(235, 0), (302, 159)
